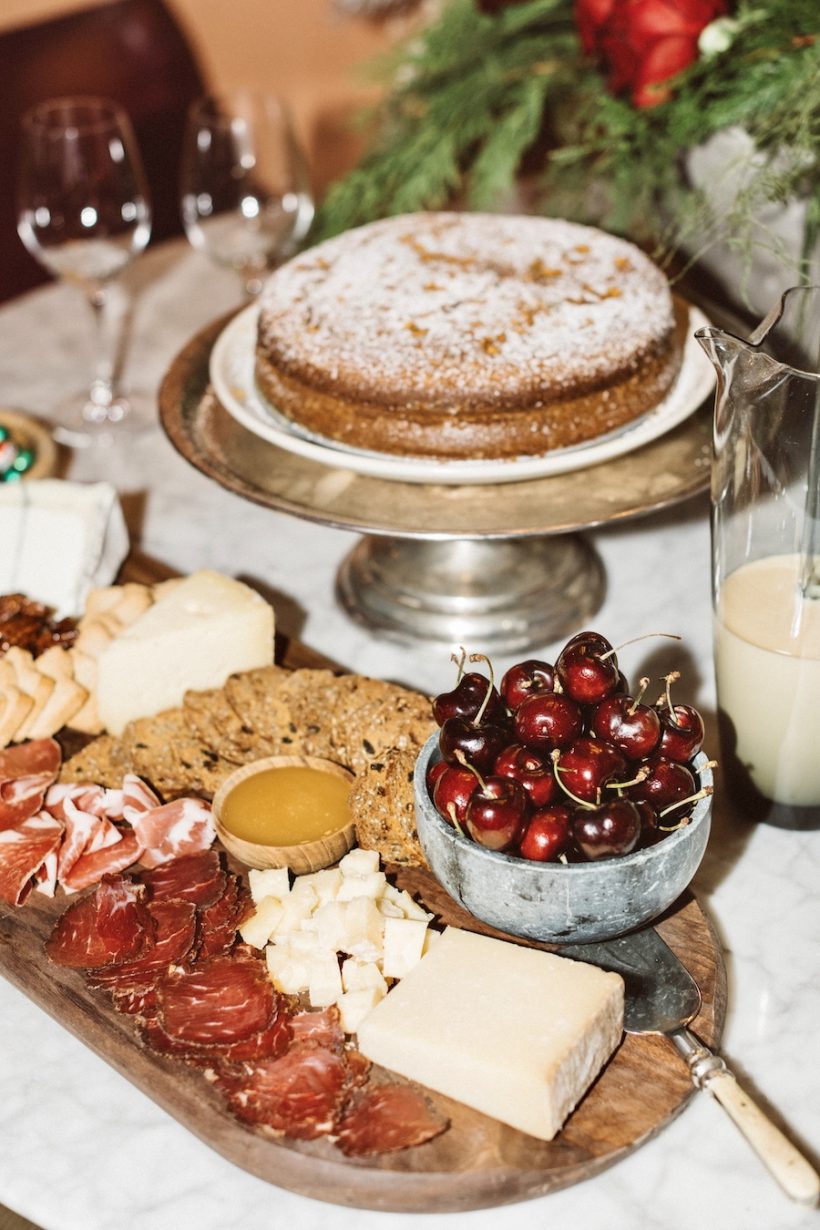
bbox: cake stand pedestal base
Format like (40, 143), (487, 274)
(336, 534), (605, 652)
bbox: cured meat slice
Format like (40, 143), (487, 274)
(142, 1000), (292, 1066)
(34, 847), (59, 897)
(46, 876), (151, 967)
(289, 1006), (345, 1054)
(0, 772), (56, 831)
(0, 737), (60, 781)
(0, 811), (63, 905)
(121, 774), (162, 820)
(111, 984), (159, 1017)
(335, 1083), (448, 1157)
(197, 874), (252, 958)
(129, 797), (215, 869)
(86, 899), (197, 989)
(45, 782), (110, 824)
(212, 1046), (350, 1138)
(139, 850), (226, 908)
(60, 830), (142, 893)
(157, 954), (273, 1045)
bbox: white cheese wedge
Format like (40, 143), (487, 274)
(96, 570), (274, 736)
(356, 927), (624, 1142)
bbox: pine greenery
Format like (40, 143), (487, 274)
(315, 0), (820, 277)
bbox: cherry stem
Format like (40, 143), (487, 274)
(658, 784), (713, 817)
(606, 765), (649, 791)
(450, 646), (467, 685)
(455, 749), (487, 792)
(658, 671), (681, 719)
(550, 750), (595, 809)
(446, 801), (469, 840)
(627, 677), (650, 715)
(600, 631), (682, 663)
(469, 652), (495, 725)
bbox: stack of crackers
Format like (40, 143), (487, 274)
(0, 582), (156, 747)
(61, 665), (437, 866)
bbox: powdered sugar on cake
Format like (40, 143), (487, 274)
(256, 213), (674, 402)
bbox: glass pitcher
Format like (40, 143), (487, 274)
(697, 286), (820, 830)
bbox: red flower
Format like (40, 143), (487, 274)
(575, 0), (728, 107)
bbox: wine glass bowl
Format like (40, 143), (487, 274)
(180, 90), (314, 298)
(16, 96), (153, 444)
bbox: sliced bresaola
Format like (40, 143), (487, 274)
(197, 875), (252, 959)
(0, 811), (63, 905)
(156, 954), (274, 1045)
(45, 875), (152, 967)
(289, 1006), (345, 1054)
(212, 1046), (351, 1139)
(142, 999), (292, 1066)
(138, 850), (226, 908)
(129, 797), (215, 869)
(335, 1083), (448, 1156)
(86, 899), (198, 989)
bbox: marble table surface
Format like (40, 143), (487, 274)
(0, 241), (817, 1230)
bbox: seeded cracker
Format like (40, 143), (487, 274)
(59, 734), (125, 788)
(118, 707), (221, 796)
(349, 746), (426, 866)
(183, 685), (272, 764)
(223, 664), (295, 752)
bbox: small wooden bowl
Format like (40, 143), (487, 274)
(212, 755), (356, 874)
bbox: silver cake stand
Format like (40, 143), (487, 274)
(159, 315), (712, 652)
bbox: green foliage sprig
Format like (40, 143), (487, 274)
(315, 0), (820, 279)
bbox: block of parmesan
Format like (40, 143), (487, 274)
(96, 570), (274, 736)
(356, 927), (624, 1142)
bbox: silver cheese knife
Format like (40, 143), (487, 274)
(561, 926), (820, 1206)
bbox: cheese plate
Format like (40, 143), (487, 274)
(0, 555), (726, 1212)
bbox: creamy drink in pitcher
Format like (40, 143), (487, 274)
(714, 554), (820, 828)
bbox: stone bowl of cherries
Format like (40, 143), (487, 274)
(413, 632), (713, 944)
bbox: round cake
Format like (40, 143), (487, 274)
(255, 212), (683, 461)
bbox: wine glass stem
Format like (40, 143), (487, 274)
(85, 287), (120, 422)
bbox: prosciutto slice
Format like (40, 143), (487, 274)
(156, 954), (274, 1045)
(0, 811), (63, 905)
(0, 772), (57, 832)
(212, 1046), (351, 1138)
(0, 738), (61, 781)
(139, 850), (226, 908)
(129, 797), (215, 869)
(60, 831), (143, 893)
(46, 875), (152, 968)
(335, 1084), (448, 1156)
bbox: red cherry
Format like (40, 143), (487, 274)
(514, 692), (583, 753)
(432, 764), (478, 829)
(518, 804), (573, 861)
(554, 736), (627, 804)
(657, 703), (705, 762)
(573, 798), (641, 860)
(591, 692), (661, 760)
(493, 743), (557, 808)
(555, 633), (619, 705)
(465, 776), (528, 852)
(432, 671), (507, 727)
(628, 756), (696, 813)
(438, 715), (511, 774)
(426, 759), (449, 795)
(500, 659), (555, 712)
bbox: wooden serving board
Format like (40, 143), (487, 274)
(0, 552), (727, 1213)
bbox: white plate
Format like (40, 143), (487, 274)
(210, 303), (715, 486)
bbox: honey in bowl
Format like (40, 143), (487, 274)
(220, 764), (352, 846)
(213, 755), (356, 873)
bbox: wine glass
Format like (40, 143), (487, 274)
(16, 96), (153, 447)
(180, 90), (314, 299)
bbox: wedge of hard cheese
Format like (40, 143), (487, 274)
(96, 570), (274, 737)
(356, 926), (624, 1142)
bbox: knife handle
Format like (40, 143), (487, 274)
(672, 1028), (820, 1206)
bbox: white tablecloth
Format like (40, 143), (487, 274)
(0, 241), (817, 1230)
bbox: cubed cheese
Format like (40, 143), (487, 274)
(239, 897), (285, 949)
(295, 868), (342, 906)
(336, 871), (386, 902)
(271, 892), (317, 938)
(341, 958), (388, 995)
(337, 986), (385, 1034)
(265, 944), (310, 995)
(381, 916), (429, 979)
(308, 954), (343, 1008)
(96, 570), (274, 736)
(356, 927), (624, 1142)
(248, 868), (290, 904)
(338, 848), (380, 877)
(314, 900), (349, 952)
(339, 897), (384, 962)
